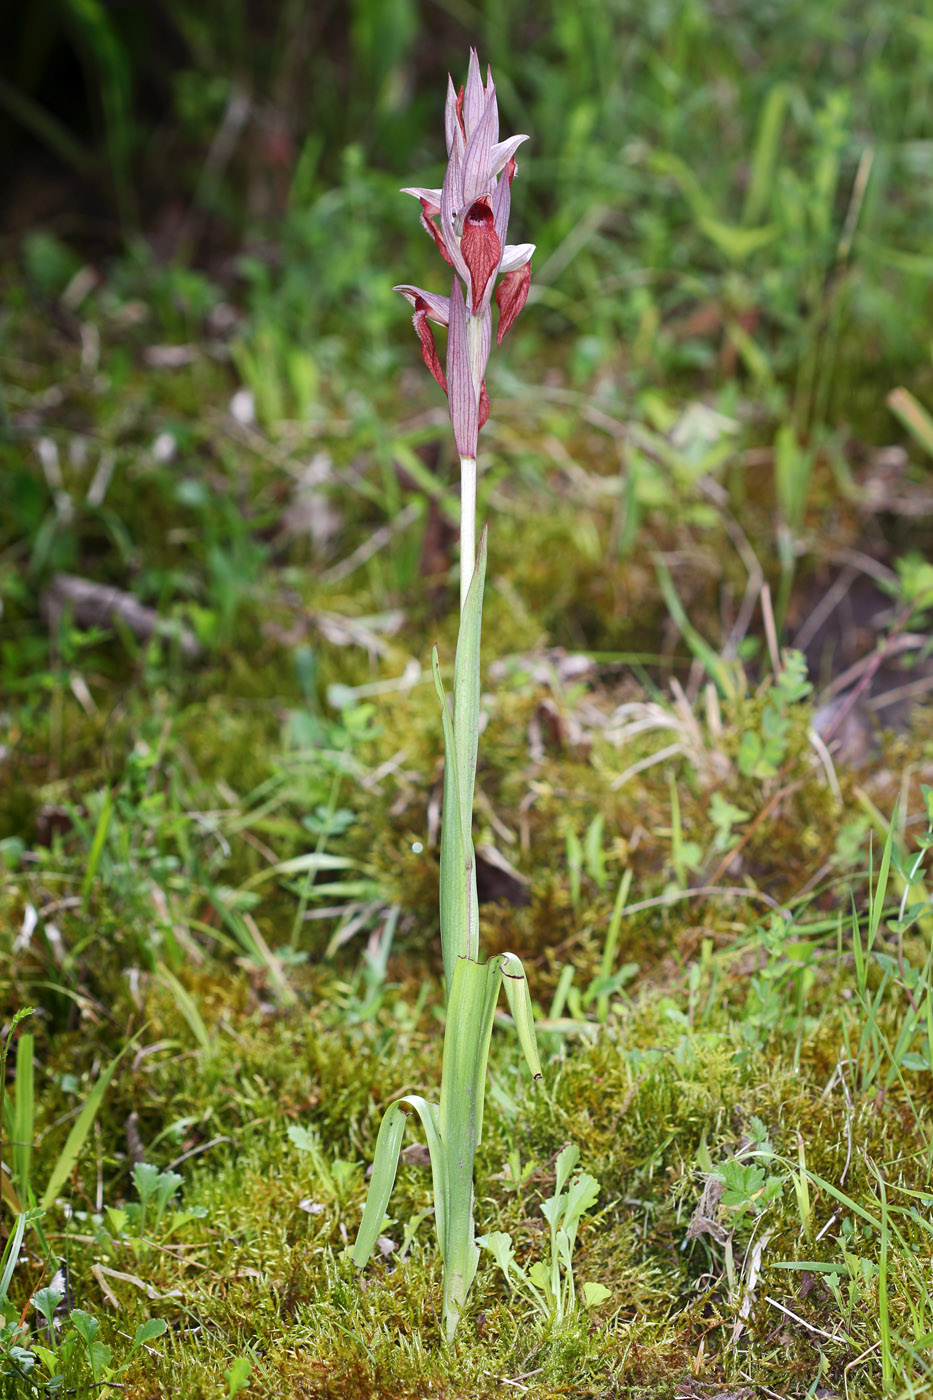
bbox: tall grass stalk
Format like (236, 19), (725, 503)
(351, 50), (540, 1342)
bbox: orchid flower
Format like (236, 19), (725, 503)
(395, 49), (534, 612)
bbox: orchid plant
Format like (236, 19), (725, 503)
(351, 51), (541, 1342)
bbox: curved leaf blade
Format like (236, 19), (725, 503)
(499, 951), (543, 1080)
(352, 1095), (446, 1269)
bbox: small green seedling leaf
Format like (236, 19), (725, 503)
(582, 1281), (611, 1309)
(70, 1309), (112, 1381)
(477, 1230), (516, 1277)
(132, 1317), (167, 1349)
(132, 1161), (160, 1208)
(562, 1171), (601, 1236)
(69, 1309), (99, 1344)
(31, 1285), (64, 1330)
(153, 1168), (184, 1228)
(554, 1144), (580, 1199)
(32, 1344), (60, 1377)
(226, 1355), (252, 1397)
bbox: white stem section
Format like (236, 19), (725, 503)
(459, 454), (477, 616)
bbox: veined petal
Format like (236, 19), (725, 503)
(486, 74), (499, 148)
(463, 49), (485, 138)
(394, 285), (450, 326)
(447, 279), (478, 460)
(413, 299), (448, 393)
(440, 154), (472, 295)
(495, 261), (531, 344)
(499, 242), (535, 273)
(490, 134), (529, 177)
(461, 201), (501, 313)
(400, 186), (443, 211)
(461, 84), (498, 206)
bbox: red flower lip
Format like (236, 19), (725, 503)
(460, 201), (502, 314)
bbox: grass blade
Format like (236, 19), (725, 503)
(40, 1043), (126, 1210)
(156, 964), (211, 1054)
(0, 1209), (27, 1305)
(654, 559), (734, 697)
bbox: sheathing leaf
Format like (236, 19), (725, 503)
(438, 954), (502, 1322)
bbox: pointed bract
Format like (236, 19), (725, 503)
(447, 279), (478, 459)
(440, 149), (472, 295)
(463, 49), (485, 137)
(461, 88), (498, 206)
(445, 76), (463, 157)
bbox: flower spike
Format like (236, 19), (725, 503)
(398, 51), (534, 450)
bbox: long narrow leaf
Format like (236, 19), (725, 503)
(452, 526), (487, 833)
(452, 528), (488, 961)
(352, 1095), (445, 1268)
(433, 647), (468, 994)
(498, 952), (543, 1080)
